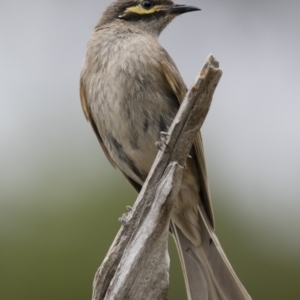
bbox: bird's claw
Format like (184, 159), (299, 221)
(155, 131), (170, 152)
(118, 212), (129, 226)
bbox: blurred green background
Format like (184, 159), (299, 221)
(1, 0), (300, 299)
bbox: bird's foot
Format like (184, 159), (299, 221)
(155, 131), (170, 152)
(118, 212), (129, 226)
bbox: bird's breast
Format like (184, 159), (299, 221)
(87, 31), (178, 183)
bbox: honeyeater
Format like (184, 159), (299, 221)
(80, 1), (251, 299)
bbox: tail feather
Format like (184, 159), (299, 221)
(170, 205), (251, 300)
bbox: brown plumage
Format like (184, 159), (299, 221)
(80, 1), (251, 299)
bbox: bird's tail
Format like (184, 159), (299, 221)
(170, 205), (252, 300)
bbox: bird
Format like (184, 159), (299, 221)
(80, 0), (251, 299)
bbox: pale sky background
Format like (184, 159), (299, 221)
(1, 0), (300, 292)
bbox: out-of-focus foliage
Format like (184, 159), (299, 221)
(1, 170), (299, 299)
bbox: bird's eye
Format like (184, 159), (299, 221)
(141, 0), (154, 10)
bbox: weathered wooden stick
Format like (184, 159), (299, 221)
(92, 55), (222, 300)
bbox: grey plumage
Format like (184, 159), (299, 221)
(80, 0), (251, 299)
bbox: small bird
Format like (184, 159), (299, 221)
(80, 1), (251, 299)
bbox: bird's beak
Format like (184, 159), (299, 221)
(158, 4), (201, 15)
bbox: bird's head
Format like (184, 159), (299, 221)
(98, 0), (200, 37)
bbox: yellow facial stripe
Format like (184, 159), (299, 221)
(125, 5), (162, 15)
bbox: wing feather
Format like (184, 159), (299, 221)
(161, 55), (215, 228)
(80, 78), (117, 168)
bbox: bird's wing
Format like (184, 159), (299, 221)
(161, 55), (252, 300)
(160, 53), (215, 228)
(80, 78), (117, 168)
